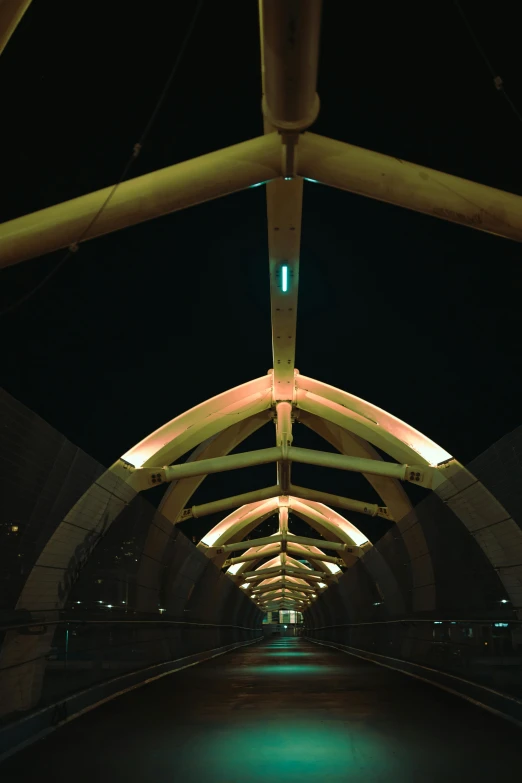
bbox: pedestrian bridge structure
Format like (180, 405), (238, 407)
(1, 2), (522, 778)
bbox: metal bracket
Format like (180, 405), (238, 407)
(176, 508), (193, 523)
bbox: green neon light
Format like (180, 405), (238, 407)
(281, 264), (289, 292)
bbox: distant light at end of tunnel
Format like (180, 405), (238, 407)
(500, 599), (509, 604)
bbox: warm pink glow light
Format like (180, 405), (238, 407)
(297, 375), (452, 466)
(202, 498), (278, 547)
(289, 496), (368, 547)
(121, 376), (272, 468)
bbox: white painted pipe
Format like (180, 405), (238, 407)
(260, 0), (322, 131)
(288, 446), (409, 480)
(276, 401), (293, 446)
(163, 447), (281, 482)
(298, 132), (522, 243)
(190, 485), (281, 519)
(289, 484), (383, 517)
(0, 134), (282, 267)
(222, 532), (346, 553)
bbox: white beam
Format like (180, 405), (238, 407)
(267, 178), (302, 401)
(286, 545), (341, 564)
(252, 579), (314, 591)
(141, 444), (428, 490)
(158, 446), (280, 483)
(224, 544), (342, 566)
(0, 134), (282, 267)
(288, 446), (430, 486)
(289, 484), (390, 519)
(243, 564), (332, 580)
(298, 132), (522, 243)
(259, 0), (322, 132)
(180, 485), (281, 520)
(158, 412), (271, 525)
(224, 545), (280, 565)
(211, 532), (350, 555)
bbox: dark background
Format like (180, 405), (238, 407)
(1, 0), (521, 542)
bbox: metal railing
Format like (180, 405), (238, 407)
(0, 614), (262, 726)
(304, 618), (522, 698)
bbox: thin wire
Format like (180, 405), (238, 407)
(2, 0), (204, 317)
(452, 0), (522, 125)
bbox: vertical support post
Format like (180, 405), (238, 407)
(276, 401), (293, 494)
(259, 0), (322, 132)
(276, 401), (293, 446)
(64, 624), (69, 671)
(279, 502), (289, 555)
(259, 2), (323, 402)
(267, 178), (303, 400)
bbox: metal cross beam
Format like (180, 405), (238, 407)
(242, 565), (332, 580)
(224, 547), (343, 566)
(206, 534), (355, 556)
(180, 487), (388, 523)
(139, 446), (432, 487)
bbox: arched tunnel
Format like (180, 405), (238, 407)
(2, 0), (522, 780)
(1, 387), (522, 781)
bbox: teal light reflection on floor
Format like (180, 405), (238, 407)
(228, 664), (337, 676)
(263, 651), (314, 658)
(179, 722), (400, 782)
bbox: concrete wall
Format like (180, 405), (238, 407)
(0, 390), (262, 722)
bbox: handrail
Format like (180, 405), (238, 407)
(304, 618), (520, 630)
(0, 617), (263, 633)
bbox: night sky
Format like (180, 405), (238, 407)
(1, 1), (521, 542)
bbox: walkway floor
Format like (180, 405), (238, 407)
(2, 636), (522, 782)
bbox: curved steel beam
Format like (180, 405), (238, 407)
(123, 375), (273, 471)
(200, 495), (368, 573)
(11, 378), (273, 616)
(287, 496), (369, 547)
(295, 373), (452, 467)
(158, 412), (271, 523)
(136, 412), (271, 612)
(298, 411), (413, 522)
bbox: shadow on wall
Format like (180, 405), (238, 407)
(305, 426), (522, 699)
(0, 389), (262, 726)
